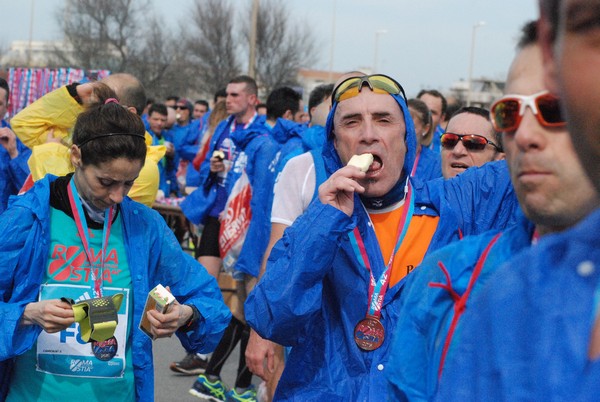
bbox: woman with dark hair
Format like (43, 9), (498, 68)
(408, 98), (442, 182)
(0, 85), (230, 401)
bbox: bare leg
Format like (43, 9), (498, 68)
(198, 256), (222, 279)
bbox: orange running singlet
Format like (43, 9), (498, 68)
(369, 206), (439, 287)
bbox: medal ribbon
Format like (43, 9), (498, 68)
(224, 112), (257, 160)
(410, 147), (421, 177)
(349, 180), (414, 318)
(229, 112), (258, 134)
(67, 179), (114, 298)
(531, 228), (540, 245)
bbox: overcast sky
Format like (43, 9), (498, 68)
(0, 0), (538, 97)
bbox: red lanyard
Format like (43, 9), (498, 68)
(410, 147), (421, 177)
(531, 228), (540, 245)
(350, 182), (414, 318)
(224, 112), (258, 160)
(229, 112), (257, 134)
(67, 179), (114, 298)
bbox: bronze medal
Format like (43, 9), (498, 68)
(354, 316), (385, 351)
(91, 336), (118, 361)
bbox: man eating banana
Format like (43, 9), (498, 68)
(245, 72), (518, 400)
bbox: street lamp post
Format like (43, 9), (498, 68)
(328, 0), (337, 82)
(466, 21), (485, 106)
(373, 29), (388, 73)
(27, 0), (35, 67)
(248, 0), (259, 79)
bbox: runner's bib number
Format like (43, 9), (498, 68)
(36, 284), (130, 378)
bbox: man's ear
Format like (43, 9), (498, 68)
(282, 110), (293, 121)
(538, 17), (560, 94)
(126, 106), (137, 115)
(70, 144), (82, 168)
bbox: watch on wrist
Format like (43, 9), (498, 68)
(66, 82), (82, 104)
(178, 305), (200, 333)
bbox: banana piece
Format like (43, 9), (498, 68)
(212, 150), (225, 160)
(347, 153), (374, 172)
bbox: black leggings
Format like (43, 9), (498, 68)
(204, 316), (252, 389)
(195, 216), (221, 259)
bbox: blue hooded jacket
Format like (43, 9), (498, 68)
(301, 125), (326, 152)
(0, 120), (30, 214)
(181, 114), (279, 278)
(0, 176), (231, 401)
(179, 118), (207, 187)
(413, 146), (442, 182)
(148, 130), (179, 196)
(245, 88), (519, 401)
(387, 211), (534, 401)
(436, 208), (600, 402)
(269, 117), (306, 177)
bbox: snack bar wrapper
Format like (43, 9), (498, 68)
(139, 284), (176, 340)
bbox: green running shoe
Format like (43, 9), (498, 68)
(189, 374), (227, 402)
(225, 386), (257, 402)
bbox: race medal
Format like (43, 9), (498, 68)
(349, 181), (414, 352)
(354, 316), (385, 351)
(92, 336), (118, 361)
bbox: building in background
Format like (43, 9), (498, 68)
(448, 77), (504, 108)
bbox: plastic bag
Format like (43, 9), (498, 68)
(219, 171), (252, 273)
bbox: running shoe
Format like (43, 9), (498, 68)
(170, 352), (208, 375)
(189, 374), (227, 401)
(225, 386), (257, 402)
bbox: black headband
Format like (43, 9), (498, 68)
(76, 132), (146, 148)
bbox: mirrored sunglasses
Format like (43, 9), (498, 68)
(441, 133), (501, 152)
(332, 74), (407, 104)
(491, 90), (565, 132)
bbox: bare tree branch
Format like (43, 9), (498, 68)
(127, 15), (186, 99)
(242, 0), (318, 94)
(51, 0), (318, 101)
(184, 0), (241, 96)
(54, 0), (149, 71)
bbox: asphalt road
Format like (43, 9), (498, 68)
(151, 237), (257, 401)
(153, 335), (249, 402)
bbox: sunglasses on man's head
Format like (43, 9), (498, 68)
(441, 133), (501, 152)
(490, 90), (566, 132)
(332, 74), (407, 104)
